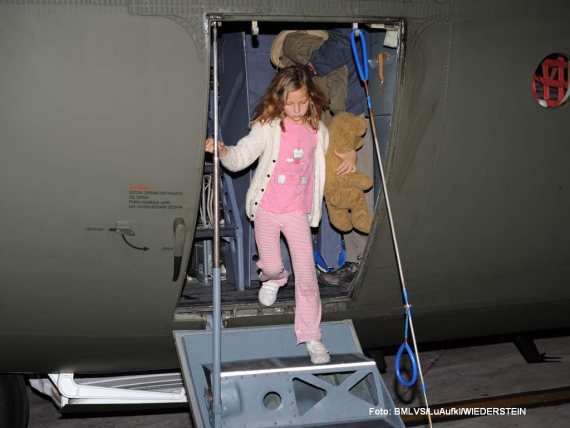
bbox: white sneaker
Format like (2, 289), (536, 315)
(306, 340), (330, 364)
(258, 281), (280, 306)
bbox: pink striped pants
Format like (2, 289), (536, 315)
(254, 207), (322, 343)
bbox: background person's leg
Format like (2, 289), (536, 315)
(321, 116), (374, 285)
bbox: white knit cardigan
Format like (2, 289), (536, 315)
(221, 119), (329, 227)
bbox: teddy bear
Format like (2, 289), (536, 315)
(324, 112), (374, 233)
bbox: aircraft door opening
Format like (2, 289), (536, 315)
(177, 19), (402, 323)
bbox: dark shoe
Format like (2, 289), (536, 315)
(318, 262), (359, 286)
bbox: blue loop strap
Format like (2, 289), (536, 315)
(396, 307), (418, 387)
(395, 342), (418, 387)
(350, 29), (369, 82)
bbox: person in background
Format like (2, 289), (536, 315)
(308, 28), (375, 286)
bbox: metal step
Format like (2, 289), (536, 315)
(174, 320), (404, 428)
(29, 372), (187, 408)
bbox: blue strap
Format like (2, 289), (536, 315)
(337, 247), (346, 268)
(350, 29), (369, 82)
(314, 250), (332, 273)
(395, 342), (418, 387)
(395, 305), (418, 387)
(313, 247), (347, 273)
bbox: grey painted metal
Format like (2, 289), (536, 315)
(211, 267), (222, 427)
(174, 320), (403, 428)
(211, 21), (223, 428)
(216, 355), (402, 427)
(1, 0), (569, 376)
(0, 1), (207, 348)
(350, 0), (570, 348)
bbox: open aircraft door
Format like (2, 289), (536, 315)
(172, 20), (404, 428)
(0, 3), (207, 366)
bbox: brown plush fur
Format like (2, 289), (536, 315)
(324, 112), (373, 233)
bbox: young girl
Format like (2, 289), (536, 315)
(206, 65), (351, 364)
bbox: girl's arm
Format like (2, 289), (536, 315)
(319, 122), (356, 176)
(217, 123), (267, 172)
(334, 149), (358, 175)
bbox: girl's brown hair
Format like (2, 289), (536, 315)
(251, 65), (328, 131)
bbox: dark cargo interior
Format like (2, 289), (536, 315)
(178, 21), (399, 313)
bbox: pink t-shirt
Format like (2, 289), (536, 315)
(259, 119), (317, 214)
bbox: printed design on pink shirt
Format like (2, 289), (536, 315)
(259, 120), (316, 214)
(278, 144), (311, 186)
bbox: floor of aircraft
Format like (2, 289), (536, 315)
(178, 276), (348, 309)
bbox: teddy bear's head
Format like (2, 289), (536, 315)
(328, 112), (367, 152)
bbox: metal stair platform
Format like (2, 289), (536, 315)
(174, 320), (403, 428)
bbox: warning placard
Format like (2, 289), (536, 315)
(128, 188), (183, 210)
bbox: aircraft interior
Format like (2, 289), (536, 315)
(176, 20), (401, 317)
